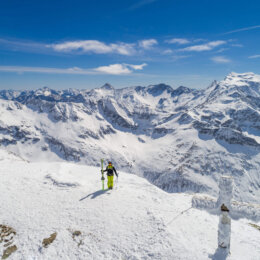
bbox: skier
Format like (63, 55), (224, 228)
(103, 161), (118, 189)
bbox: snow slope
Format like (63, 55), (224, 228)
(0, 149), (260, 259)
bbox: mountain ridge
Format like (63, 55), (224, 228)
(0, 72), (260, 204)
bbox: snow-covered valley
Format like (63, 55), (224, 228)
(0, 149), (260, 259)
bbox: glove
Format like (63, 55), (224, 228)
(101, 176), (105, 180)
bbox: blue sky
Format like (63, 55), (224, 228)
(0, 0), (260, 90)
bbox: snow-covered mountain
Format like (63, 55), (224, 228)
(1, 72), (260, 203)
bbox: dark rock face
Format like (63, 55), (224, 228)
(171, 86), (193, 97)
(193, 120), (260, 147)
(147, 83), (173, 96)
(45, 137), (83, 162)
(178, 113), (193, 125)
(0, 125), (39, 145)
(215, 128), (259, 147)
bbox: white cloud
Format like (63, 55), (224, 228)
(111, 43), (136, 55)
(172, 55), (191, 61)
(94, 63), (147, 75)
(127, 63), (147, 70)
(0, 38), (52, 54)
(166, 38), (190, 45)
(215, 48), (229, 53)
(180, 41), (226, 52)
(248, 55), (260, 59)
(47, 40), (136, 56)
(128, 0), (157, 10)
(211, 56), (231, 63)
(0, 63), (147, 75)
(94, 64), (131, 75)
(0, 66), (93, 75)
(231, 43), (243, 47)
(193, 38), (206, 43)
(162, 49), (173, 55)
(1, 37), (159, 56)
(139, 39), (158, 49)
(223, 25), (260, 35)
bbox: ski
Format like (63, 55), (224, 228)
(101, 158), (105, 190)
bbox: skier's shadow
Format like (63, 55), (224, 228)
(209, 248), (229, 260)
(79, 189), (109, 201)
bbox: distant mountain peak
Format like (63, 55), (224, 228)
(147, 83), (173, 96)
(171, 85), (193, 97)
(101, 83), (114, 90)
(224, 72), (259, 82)
(41, 86), (51, 90)
(227, 72), (255, 77)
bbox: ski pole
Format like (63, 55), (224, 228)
(116, 176), (118, 189)
(101, 159), (104, 190)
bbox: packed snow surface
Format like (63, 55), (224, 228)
(0, 149), (260, 259)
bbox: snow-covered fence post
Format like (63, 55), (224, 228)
(192, 175), (260, 257)
(216, 176), (233, 210)
(217, 176), (233, 252)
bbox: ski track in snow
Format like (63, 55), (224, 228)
(0, 150), (260, 259)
